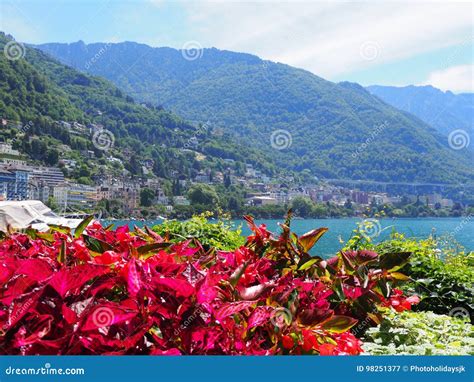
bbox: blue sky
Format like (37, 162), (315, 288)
(1, 0), (473, 92)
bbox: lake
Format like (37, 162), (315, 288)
(102, 217), (473, 257)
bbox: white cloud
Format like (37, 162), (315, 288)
(181, 2), (472, 79)
(0, 4), (44, 42)
(423, 64), (474, 93)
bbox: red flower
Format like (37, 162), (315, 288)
(384, 289), (420, 312)
(282, 335), (294, 349)
(318, 343), (337, 355)
(333, 332), (363, 355)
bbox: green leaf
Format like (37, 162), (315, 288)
(298, 258), (318, 271)
(321, 315), (358, 333)
(379, 251), (411, 271)
(377, 280), (391, 298)
(57, 239), (66, 264)
(83, 234), (113, 254)
(298, 228), (328, 253)
(390, 272), (410, 281)
(35, 232), (55, 243)
(25, 228), (38, 239)
(137, 242), (172, 257)
(74, 215), (94, 238)
(48, 224), (71, 235)
(104, 223), (115, 231)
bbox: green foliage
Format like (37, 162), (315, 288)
(140, 187), (155, 207)
(291, 196), (314, 217)
(346, 225), (474, 320)
(0, 33), (273, 186)
(290, 197), (352, 218)
(187, 184), (219, 207)
(153, 213), (244, 250)
(375, 233), (474, 319)
(363, 310), (474, 355)
(359, 197), (469, 218)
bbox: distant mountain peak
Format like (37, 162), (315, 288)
(367, 84), (473, 136)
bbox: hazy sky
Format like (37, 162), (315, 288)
(1, 0), (473, 92)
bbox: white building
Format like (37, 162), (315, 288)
(174, 196), (190, 206)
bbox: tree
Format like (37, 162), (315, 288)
(45, 149), (59, 165)
(227, 196), (242, 212)
(291, 197), (314, 218)
(188, 184), (219, 206)
(224, 173), (231, 188)
(311, 203), (328, 218)
(140, 188), (155, 207)
(344, 198), (353, 210)
(46, 196), (58, 211)
(127, 155), (142, 176)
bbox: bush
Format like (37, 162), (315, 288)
(0, 216), (417, 355)
(363, 310), (474, 355)
(345, 224), (474, 322)
(374, 234), (474, 321)
(152, 213), (244, 250)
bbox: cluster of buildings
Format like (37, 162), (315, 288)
(218, 164), (455, 209)
(0, 161), (99, 210)
(245, 182), (454, 209)
(0, 125), (457, 215)
(0, 141), (175, 214)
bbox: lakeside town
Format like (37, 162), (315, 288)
(0, 118), (465, 219)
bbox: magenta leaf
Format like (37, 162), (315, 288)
(153, 277), (195, 298)
(49, 264), (109, 298)
(215, 300), (256, 321)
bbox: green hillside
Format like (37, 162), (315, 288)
(0, 33), (275, 181)
(37, 41), (474, 185)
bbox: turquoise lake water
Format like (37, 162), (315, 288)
(102, 217), (473, 257)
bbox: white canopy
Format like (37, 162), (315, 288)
(0, 200), (84, 232)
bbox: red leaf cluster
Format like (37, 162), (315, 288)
(0, 219), (417, 355)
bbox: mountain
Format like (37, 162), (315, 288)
(0, 33), (274, 182)
(37, 41), (474, 188)
(367, 85), (474, 137)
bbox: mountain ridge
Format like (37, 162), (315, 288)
(366, 84), (474, 137)
(29, 40), (474, 187)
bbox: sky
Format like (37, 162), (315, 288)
(1, 0), (473, 92)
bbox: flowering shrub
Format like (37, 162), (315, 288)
(0, 216), (416, 355)
(347, 228), (474, 322)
